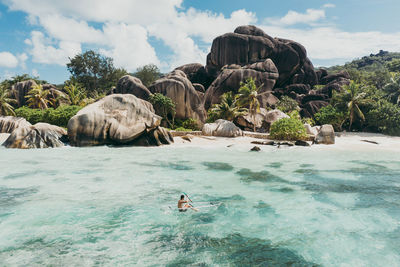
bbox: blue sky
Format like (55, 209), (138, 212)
(0, 0), (399, 84)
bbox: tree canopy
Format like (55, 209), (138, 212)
(66, 50), (127, 93)
(132, 64), (162, 87)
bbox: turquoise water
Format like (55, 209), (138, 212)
(0, 144), (400, 266)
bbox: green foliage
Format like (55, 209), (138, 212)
(149, 93), (176, 128)
(67, 50), (127, 93)
(382, 73), (400, 105)
(276, 96), (299, 113)
(15, 105), (82, 127)
(331, 82), (371, 130)
(63, 82), (88, 106)
(133, 64), (161, 87)
(365, 99), (400, 136)
(0, 74), (47, 90)
(269, 117), (308, 141)
(0, 85), (17, 116)
(181, 118), (199, 131)
(386, 59), (400, 72)
(174, 127), (193, 132)
(25, 84), (51, 110)
(314, 105), (346, 131)
(327, 50), (400, 73)
(208, 91), (248, 122)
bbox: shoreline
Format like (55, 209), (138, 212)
(1, 132), (399, 152)
(172, 132), (400, 152)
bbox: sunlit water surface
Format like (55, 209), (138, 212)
(1, 143), (400, 266)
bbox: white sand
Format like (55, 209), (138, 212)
(172, 132), (400, 152)
(0, 133), (10, 146)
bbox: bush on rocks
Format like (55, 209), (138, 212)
(269, 117), (308, 141)
(15, 105), (82, 127)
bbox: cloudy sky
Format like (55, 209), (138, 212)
(0, 0), (399, 83)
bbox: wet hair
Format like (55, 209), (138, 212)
(180, 195), (184, 200)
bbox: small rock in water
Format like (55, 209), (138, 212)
(295, 140), (311, 146)
(181, 135), (192, 142)
(250, 146), (261, 151)
(251, 140), (275, 146)
(361, 139), (378, 145)
(277, 141), (294, 147)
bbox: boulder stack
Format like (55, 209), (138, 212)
(149, 70), (207, 125)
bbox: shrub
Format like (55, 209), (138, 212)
(43, 105), (82, 127)
(181, 118), (199, 131)
(365, 100), (400, 136)
(174, 127), (193, 132)
(15, 105), (82, 127)
(276, 96), (299, 113)
(269, 117), (308, 141)
(314, 105), (346, 131)
(15, 106), (44, 125)
(149, 93), (176, 128)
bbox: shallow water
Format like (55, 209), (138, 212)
(0, 144), (400, 266)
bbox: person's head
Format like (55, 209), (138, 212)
(180, 195), (184, 200)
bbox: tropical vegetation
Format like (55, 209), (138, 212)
(269, 117), (308, 141)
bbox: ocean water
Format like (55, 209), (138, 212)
(0, 143), (400, 266)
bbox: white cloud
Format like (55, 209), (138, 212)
(32, 68), (39, 77)
(259, 25), (400, 62)
(38, 14), (105, 44)
(268, 8), (326, 26)
(0, 51), (27, 68)
(3, 0), (400, 72)
(6, 0), (255, 71)
(0, 52), (19, 68)
(24, 31), (81, 65)
(323, 3), (335, 9)
(17, 53), (28, 69)
(100, 23), (160, 71)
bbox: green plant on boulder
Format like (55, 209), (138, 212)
(15, 105), (82, 127)
(148, 93), (176, 128)
(269, 117), (308, 141)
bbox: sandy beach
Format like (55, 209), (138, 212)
(172, 132), (400, 152)
(1, 132), (399, 151)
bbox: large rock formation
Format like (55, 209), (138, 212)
(111, 75), (152, 101)
(206, 25), (317, 88)
(149, 70), (207, 125)
(204, 59), (279, 109)
(3, 123), (67, 149)
(67, 94), (172, 147)
(174, 63), (214, 89)
(11, 80), (37, 107)
(202, 119), (243, 137)
(0, 116), (32, 133)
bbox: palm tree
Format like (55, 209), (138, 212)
(25, 84), (50, 109)
(64, 82), (87, 106)
(209, 92), (248, 121)
(0, 86), (17, 116)
(383, 73), (400, 105)
(335, 82), (370, 131)
(236, 78), (261, 131)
